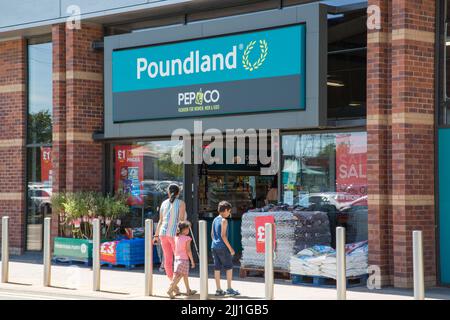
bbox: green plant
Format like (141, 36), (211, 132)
(63, 192), (87, 219)
(56, 191), (132, 240)
(62, 192), (84, 238)
(113, 193), (130, 218)
(50, 192), (66, 214)
(51, 192), (69, 237)
(102, 193), (130, 239)
(86, 192), (105, 217)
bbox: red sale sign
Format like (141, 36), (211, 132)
(100, 241), (119, 264)
(255, 216), (276, 253)
(335, 133), (367, 203)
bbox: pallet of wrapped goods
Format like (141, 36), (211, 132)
(292, 211), (332, 252)
(240, 211), (296, 273)
(289, 241), (369, 285)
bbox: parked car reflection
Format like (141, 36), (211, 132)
(122, 180), (183, 228)
(27, 183), (52, 224)
(294, 192), (368, 246)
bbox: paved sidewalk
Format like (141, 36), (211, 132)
(1, 259), (450, 300)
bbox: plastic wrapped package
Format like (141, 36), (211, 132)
(240, 211), (296, 271)
(289, 241), (368, 279)
(292, 211), (332, 252)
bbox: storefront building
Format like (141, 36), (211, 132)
(0, 0), (445, 288)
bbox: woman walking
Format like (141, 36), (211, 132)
(153, 184), (186, 293)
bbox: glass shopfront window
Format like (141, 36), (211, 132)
(26, 147), (52, 250)
(28, 42), (53, 144)
(26, 40), (53, 251)
(112, 140), (184, 227)
(440, 0), (450, 124)
(281, 132), (368, 246)
(327, 7), (367, 121)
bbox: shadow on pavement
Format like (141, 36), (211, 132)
(9, 252), (44, 265)
(5, 281), (32, 286)
(49, 285), (77, 291)
(8, 252), (450, 300)
(99, 290), (130, 295)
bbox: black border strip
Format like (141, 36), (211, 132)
(113, 21), (306, 53)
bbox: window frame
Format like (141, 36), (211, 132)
(438, 0), (449, 126)
(25, 36), (53, 252)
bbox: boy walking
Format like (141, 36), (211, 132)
(211, 201), (240, 296)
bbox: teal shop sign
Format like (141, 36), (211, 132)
(112, 24), (306, 122)
(439, 128), (450, 285)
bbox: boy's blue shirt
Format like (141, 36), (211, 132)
(211, 215), (228, 249)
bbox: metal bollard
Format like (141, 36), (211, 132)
(93, 218), (101, 291)
(199, 220), (208, 300)
(43, 217), (52, 287)
(1, 216), (9, 283)
(413, 231), (425, 300)
(144, 219), (153, 296)
(265, 223), (274, 300)
(336, 227), (346, 300)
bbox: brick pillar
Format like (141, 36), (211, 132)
(52, 24), (67, 239)
(65, 23), (104, 192)
(0, 38), (27, 255)
(391, 0), (436, 288)
(367, 0), (393, 286)
(52, 24), (67, 195)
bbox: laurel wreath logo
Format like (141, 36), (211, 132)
(242, 39), (269, 72)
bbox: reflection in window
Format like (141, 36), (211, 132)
(443, 1), (450, 123)
(26, 41), (52, 251)
(113, 141), (184, 228)
(281, 132), (367, 245)
(328, 9), (367, 121)
(27, 147), (52, 251)
(28, 42), (52, 144)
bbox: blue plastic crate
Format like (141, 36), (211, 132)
(104, 238), (160, 267)
(116, 238), (145, 266)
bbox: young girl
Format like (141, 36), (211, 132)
(167, 221), (197, 298)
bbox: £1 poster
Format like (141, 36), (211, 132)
(114, 145), (144, 205)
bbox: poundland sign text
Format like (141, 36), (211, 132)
(112, 24), (306, 122)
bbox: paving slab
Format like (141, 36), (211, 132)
(1, 260), (449, 300)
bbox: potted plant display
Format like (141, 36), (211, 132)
(51, 191), (130, 265)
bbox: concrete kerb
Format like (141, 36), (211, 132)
(1, 260), (448, 300)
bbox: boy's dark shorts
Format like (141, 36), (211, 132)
(211, 247), (233, 271)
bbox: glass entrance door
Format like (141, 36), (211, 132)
(195, 164), (277, 261)
(192, 134), (278, 260)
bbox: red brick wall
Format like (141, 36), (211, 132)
(65, 23), (104, 192)
(51, 24), (67, 240)
(367, 0), (394, 286)
(0, 23), (105, 252)
(367, 0), (437, 287)
(53, 24), (67, 194)
(0, 38), (27, 255)
(48, 22), (104, 242)
(390, 0), (436, 288)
